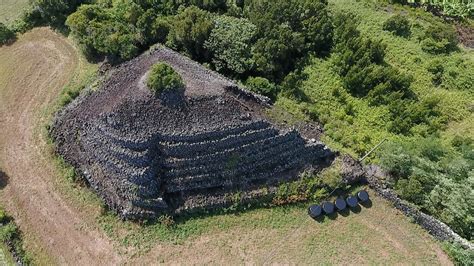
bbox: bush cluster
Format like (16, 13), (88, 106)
(380, 137), (474, 240)
(0, 22), (15, 45)
(63, 0), (332, 99)
(383, 14), (411, 37)
(421, 23), (458, 54)
(147, 63), (184, 95)
(331, 13), (442, 135)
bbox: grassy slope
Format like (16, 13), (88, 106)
(0, 243), (14, 266)
(277, 0), (474, 160)
(0, 0), (28, 24)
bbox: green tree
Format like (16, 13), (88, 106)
(167, 6), (214, 61)
(25, 0), (90, 29)
(204, 15), (256, 75)
(147, 63), (185, 95)
(244, 0), (332, 80)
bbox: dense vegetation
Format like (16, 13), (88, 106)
(394, 0), (474, 19)
(9, 0), (474, 255)
(147, 63), (184, 95)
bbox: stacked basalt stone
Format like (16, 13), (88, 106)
(80, 110), (333, 219)
(52, 45), (336, 220)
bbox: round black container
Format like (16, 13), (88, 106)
(357, 190), (369, 202)
(346, 195), (359, 208)
(322, 201), (335, 214)
(308, 205), (322, 218)
(334, 198), (347, 211)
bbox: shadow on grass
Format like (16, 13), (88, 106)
(360, 199), (373, 208)
(349, 205), (362, 214)
(308, 199), (373, 223)
(0, 170), (9, 190)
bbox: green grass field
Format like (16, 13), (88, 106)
(0, 0), (28, 24)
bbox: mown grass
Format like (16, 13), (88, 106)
(94, 188), (449, 264)
(0, 0), (28, 24)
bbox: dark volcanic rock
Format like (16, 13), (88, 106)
(51, 45), (334, 220)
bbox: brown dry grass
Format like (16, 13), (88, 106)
(0, 27), (452, 265)
(0, 0), (28, 24)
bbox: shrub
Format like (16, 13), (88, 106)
(427, 59), (444, 86)
(147, 63), (184, 95)
(0, 23), (15, 45)
(421, 23), (458, 54)
(383, 14), (411, 37)
(245, 76), (277, 100)
(0, 207), (8, 223)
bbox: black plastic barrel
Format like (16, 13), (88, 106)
(322, 201), (335, 214)
(334, 198), (347, 211)
(357, 190), (369, 202)
(308, 205), (322, 218)
(346, 195), (358, 208)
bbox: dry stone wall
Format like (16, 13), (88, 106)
(366, 165), (474, 251)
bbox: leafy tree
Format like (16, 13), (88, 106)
(66, 5), (141, 60)
(24, 0), (91, 30)
(251, 25), (305, 81)
(137, 9), (171, 45)
(383, 14), (411, 37)
(167, 6), (214, 61)
(147, 63), (185, 95)
(204, 15), (256, 75)
(244, 0), (332, 80)
(0, 23), (15, 45)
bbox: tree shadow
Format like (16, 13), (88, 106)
(0, 170), (9, 190)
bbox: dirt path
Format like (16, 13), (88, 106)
(0, 28), (119, 265)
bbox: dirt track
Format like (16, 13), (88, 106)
(0, 28), (119, 265)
